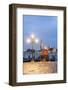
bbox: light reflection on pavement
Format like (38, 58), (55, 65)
(23, 61), (57, 75)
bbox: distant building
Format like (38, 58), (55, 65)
(40, 49), (48, 56)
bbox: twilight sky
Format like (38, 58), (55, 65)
(23, 15), (57, 50)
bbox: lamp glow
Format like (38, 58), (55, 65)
(26, 38), (31, 43)
(35, 39), (39, 43)
(30, 33), (35, 39)
(26, 33), (39, 60)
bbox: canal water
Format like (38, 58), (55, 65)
(23, 50), (57, 62)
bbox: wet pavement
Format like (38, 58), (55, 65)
(23, 61), (57, 75)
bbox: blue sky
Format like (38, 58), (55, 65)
(23, 15), (57, 50)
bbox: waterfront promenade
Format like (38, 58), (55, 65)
(23, 61), (57, 75)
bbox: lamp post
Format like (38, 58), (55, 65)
(26, 33), (39, 60)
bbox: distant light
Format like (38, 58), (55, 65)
(44, 46), (48, 49)
(30, 33), (35, 39)
(35, 39), (39, 43)
(26, 38), (31, 43)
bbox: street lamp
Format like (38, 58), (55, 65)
(26, 38), (31, 43)
(26, 33), (39, 60)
